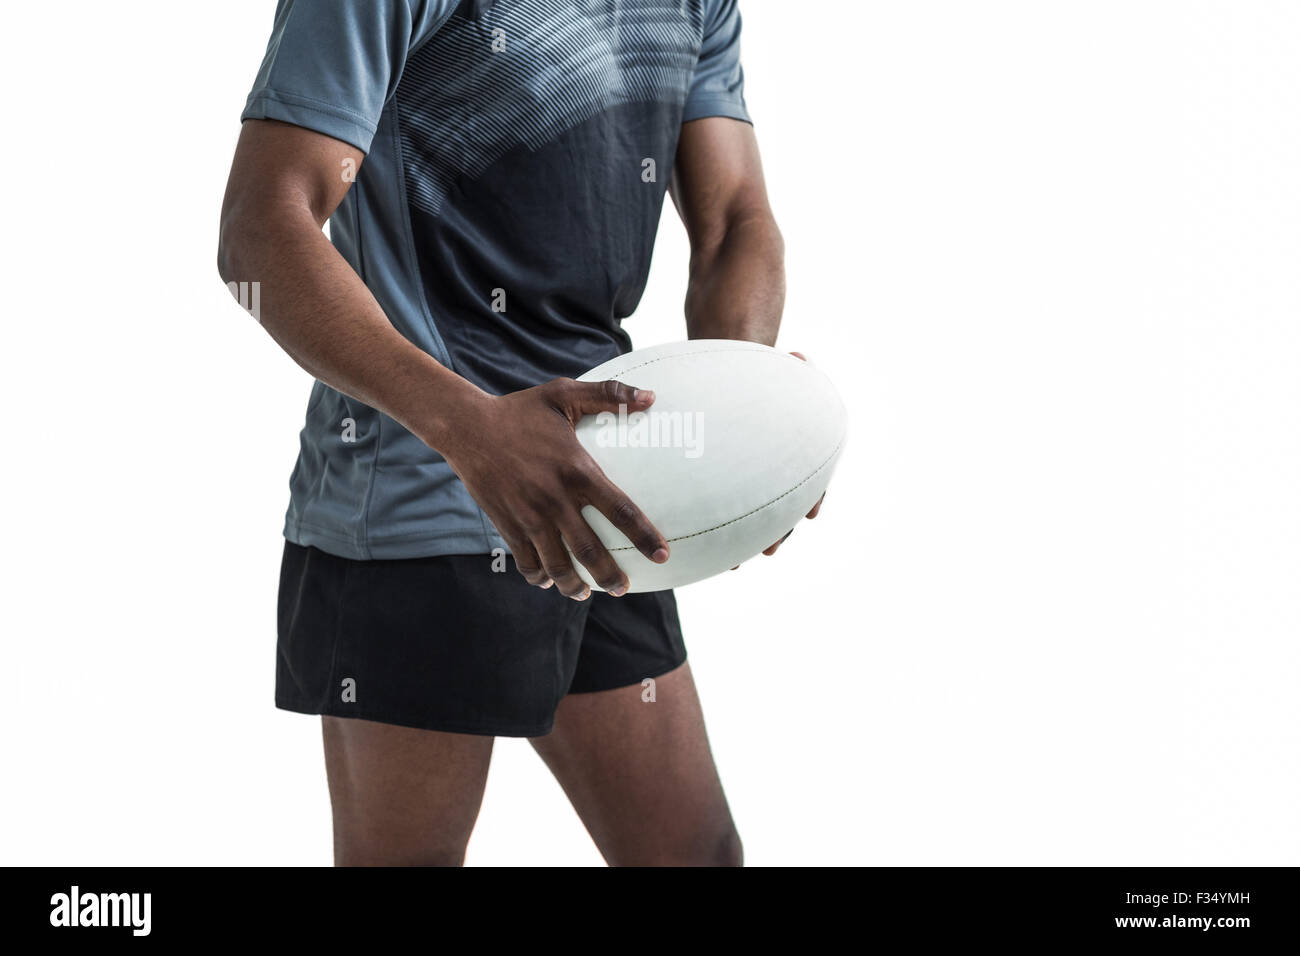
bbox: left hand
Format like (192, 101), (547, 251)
(735, 351), (828, 566)
(762, 491), (824, 557)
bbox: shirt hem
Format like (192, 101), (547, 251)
(285, 518), (506, 561)
(681, 95), (752, 125)
(241, 88), (378, 154)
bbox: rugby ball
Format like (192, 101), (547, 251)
(571, 339), (845, 592)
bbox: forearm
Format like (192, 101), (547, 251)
(684, 214), (785, 346)
(217, 204), (485, 453)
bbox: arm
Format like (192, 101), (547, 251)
(218, 119), (667, 598)
(668, 117), (785, 345)
(669, 116), (823, 553)
(218, 119), (475, 450)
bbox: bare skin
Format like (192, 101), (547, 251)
(323, 662), (736, 866)
(220, 115), (806, 865)
(530, 662), (741, 866)
(669, 127), (823, 554)
(323, 718), (494, 867)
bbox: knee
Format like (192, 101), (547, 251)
(711, 826), (744, 867)
(620, 825), (742, 867)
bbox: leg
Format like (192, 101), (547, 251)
(322, 716), (494, 866)
(278, 546), (585, 864)
(530, 662), (742, 866)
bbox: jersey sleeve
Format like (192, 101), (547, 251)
(682, 0), (751, 125)
(240, 0), (459, 153)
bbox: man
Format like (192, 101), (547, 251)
(219, 0), (817, 866)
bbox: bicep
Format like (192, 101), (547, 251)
(669, 116), (774, 251)
(221, 119), (365, 233)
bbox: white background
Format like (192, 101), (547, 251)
(1, 1), (1297, 865)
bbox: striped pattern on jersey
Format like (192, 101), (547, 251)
(396, 0), (705, 216)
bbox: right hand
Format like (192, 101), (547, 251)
(440, 378), (670, 600)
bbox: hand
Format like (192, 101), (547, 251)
(762, 492), (824, 557)
(753, 351), (828, 562)
(440, 378), (670, 600)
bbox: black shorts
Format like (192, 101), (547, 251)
(275, 542), (687, 737)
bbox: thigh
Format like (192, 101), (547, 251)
(530, 662), (742, 866)
(322, 716), (495, 866)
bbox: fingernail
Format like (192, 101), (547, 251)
(635, 389), (655, 403)
(651, 548), (669, 563)
(609, 584), (627, 597)
(540, 579), (553, 589)
(575, 589), (591, 601)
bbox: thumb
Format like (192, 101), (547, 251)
(564, 379), (655, 420)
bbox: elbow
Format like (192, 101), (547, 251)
(217, 191), (267, 286)
(748, 210), (784, 265)
(769, 217), (785, 264)
(216, 247), (233, 289)
(216, 212), (244, 287)
(217, 213), (263, 321)
(729, 208), (786, 261)
(689, 212), (784, 288)
(216, 240), (232, 286)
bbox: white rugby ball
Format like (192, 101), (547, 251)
(571, 339), (845, 592)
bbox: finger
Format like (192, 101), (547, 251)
(806, 493), (825, 520)
(533, 529), (590, 600)
(762, 529), (794, 556)
(563, 378), (655, 422)
(507, 533), (552, 589)
(558, 511), (629, 596)
(585, 473), (669, 564)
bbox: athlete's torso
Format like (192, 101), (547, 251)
(241, 0), (749, 558)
